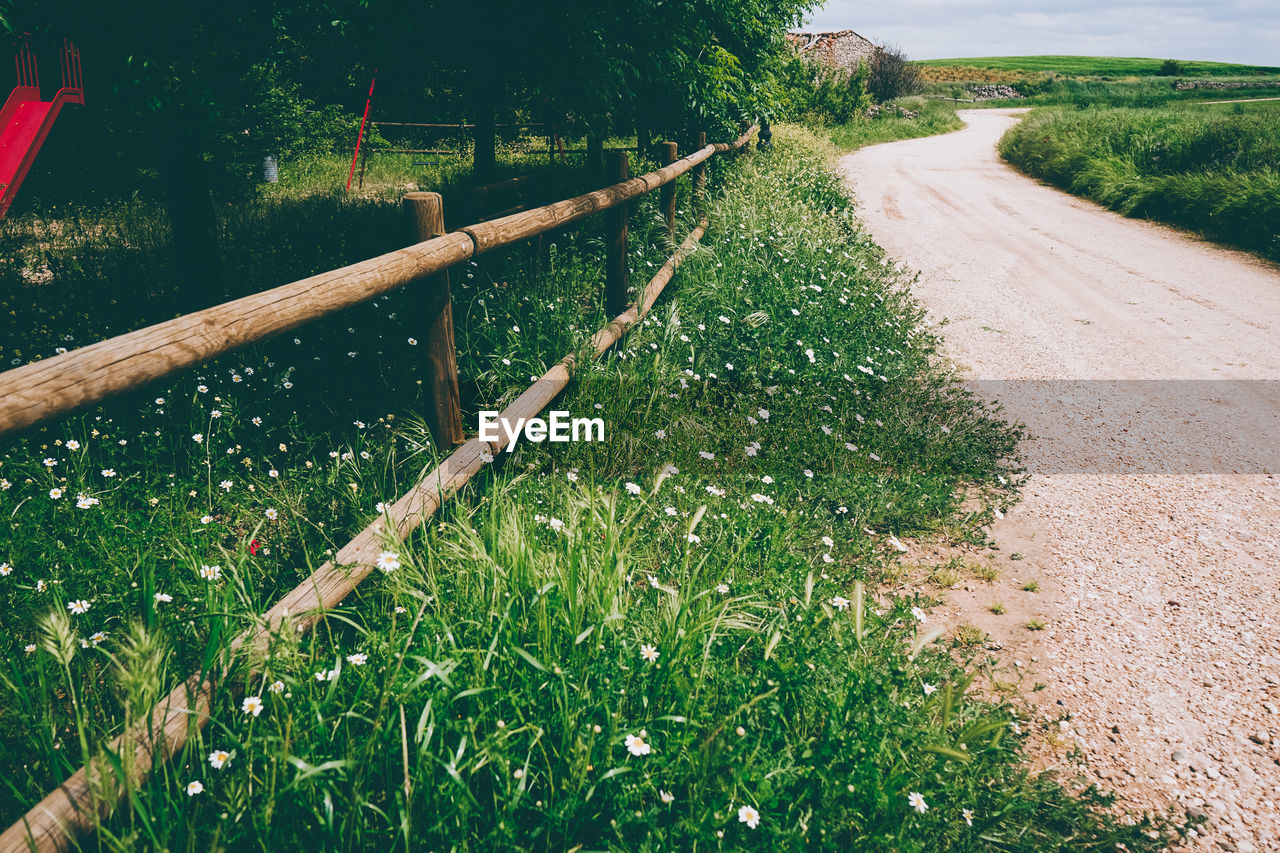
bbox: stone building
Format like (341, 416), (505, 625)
(785, 30), (879, 74)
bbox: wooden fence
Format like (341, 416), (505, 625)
(0, 124), (756, 853)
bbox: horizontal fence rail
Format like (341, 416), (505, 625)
(1, 119), (751, 850)
(0, 125), (755, 439)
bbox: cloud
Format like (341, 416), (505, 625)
(802, 0), (1279, 65)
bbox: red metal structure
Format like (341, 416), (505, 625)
(0, 36), (84, 218)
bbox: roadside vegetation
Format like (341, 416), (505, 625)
(0, 124), (1185, 850)
(999, 102), (1280, 260)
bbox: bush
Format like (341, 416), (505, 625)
(773, 55), (872, 124)
(867, 44), (923, 102)
(1159, 59), (1185, 77)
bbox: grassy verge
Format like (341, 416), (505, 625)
(1, 126), (1180, 850)
(999, 104), (1280, 261)
(828, 99), (963, 150)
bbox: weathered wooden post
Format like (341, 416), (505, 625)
(659, 141), (678, 242)
(403, 192), (466, 447)
(605, 151), (629, 317)
(692, 131), (708, 210)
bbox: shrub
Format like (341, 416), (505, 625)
(1159, 59), (1185, 77)
(773, 55), (872, 124)
(867, 44), (923, 102)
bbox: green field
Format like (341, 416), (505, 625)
(918, 55), (1280, 77)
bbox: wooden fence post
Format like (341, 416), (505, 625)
(403, 192), (466, 447)
(605, 151), (629, 317)
(659, 141), (678, 242)
(692, 131), (707, 210)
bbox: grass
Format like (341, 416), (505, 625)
(827, 98), (963, 150)
(0, 125), (1184, 849)
(917, 56), (1280, 78)
(998, 104), (1280, 261)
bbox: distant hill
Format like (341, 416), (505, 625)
(916, 55), (1280, 77)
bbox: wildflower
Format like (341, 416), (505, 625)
(154, 592), (172, 603)
(923, 683), (937, 696)
(101, 469), (116, 478)
(210, 410), (222, 419)
(738, 804), (760, 828)
(910, 606), (927, 623)
(735, 726), (746, 737)
(49, 488), (64, 500)
(43, 458), (57, 468)
(264, 508), (278, 520)
(831, 596), (850, 611)
(87, 631), (107, 645)
(36, 579), (47, 592)
(268, 469), (279, 478)
(750, 493), (773, 505)
(76, 494), (100, 509)
(664, 506), (677, 516)
(804, 469), (813, 478)
(547, 517), (564, 532)
(269, 680), (285, 693)
(822, 553), (834, 564)
(566, 471), (578, 483)
(155, 397), (166, 405)
(66, 439), (81, 450)
(252, 417), (263, 426)
(660, 789), (675, 803)
(241, 696), (264, 717)
(68, 599), (90, 614)
(219, 480), (233, 492)
(624, 733), (651, 756)
(0, 479), (9, 490)
(209, 750), (231, 769)
(640, 644), (659, 663)
(908, 792), (928, 814)
(479, 450), (494, 464)
(24, 644), (36, 654)
(200, 515), (213, 524)
(346, 653), (368, 666)
(407, 337), (418, 346)
(192, 433), (203, 444)
(686, 532), (701, 544)
(376, 551), (401, 573)
(375, 501), (388, 514)
(625, 482), (642, 496)
(822, 536), (834, 548)
(197, 384), (209, 393)
(962, 808), (974, 826)
(654, 429), (667, 439)
(698, 451), (714, 460)
(200, 565), (222, 582)
(716, 583), (730, 594)
(513, 768), (524, 779)
(0, 563), (10, 577)
(187, 780), (204, 796)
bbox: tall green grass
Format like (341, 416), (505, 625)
(828, 99), (963, 150)
(999, 105), (1280, 260)
(0, 126), (1183, 849)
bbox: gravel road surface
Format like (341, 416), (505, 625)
(841, 108), (1280, 851)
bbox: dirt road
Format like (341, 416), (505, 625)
(841, 109), (1280, 851)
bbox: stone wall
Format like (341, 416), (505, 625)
(787, 30), (879, 75)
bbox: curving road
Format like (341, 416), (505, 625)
(841, 109), (1280, 850)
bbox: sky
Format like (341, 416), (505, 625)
(802, 1), (1280, 66)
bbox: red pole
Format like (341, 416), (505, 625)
(346, 71), (377, 192)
